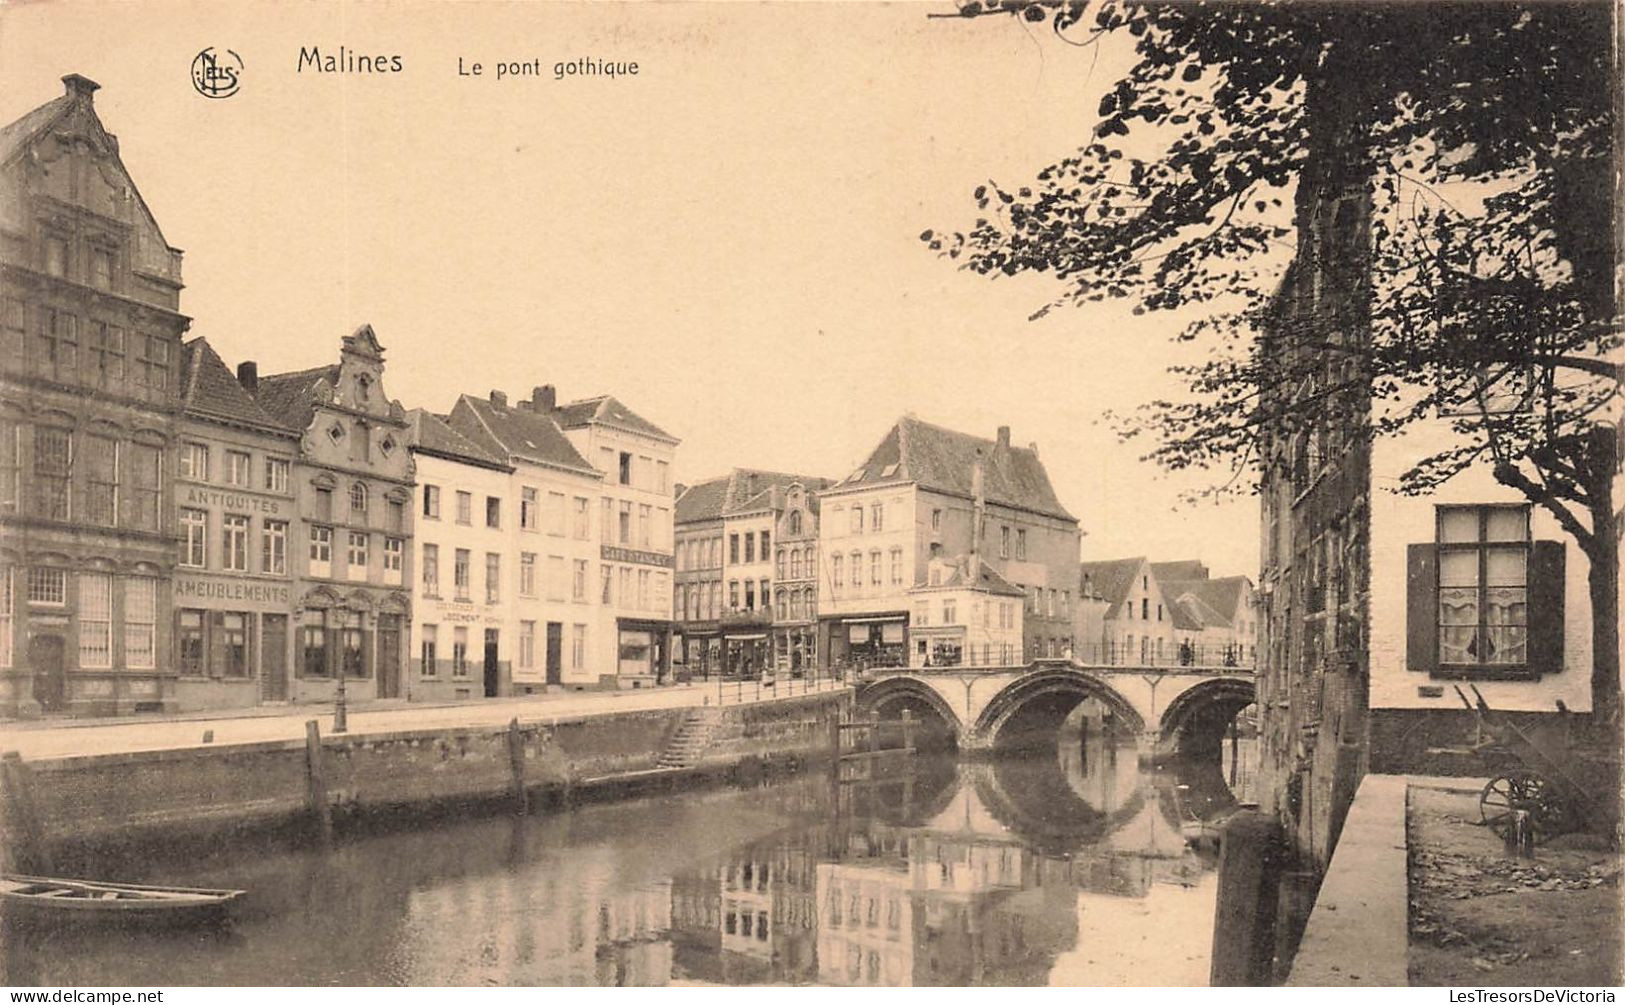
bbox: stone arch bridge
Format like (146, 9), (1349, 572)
(856, 659), (1255, 762)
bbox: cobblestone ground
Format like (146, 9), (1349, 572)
(1408, 785), (1621, 986)
(0, 678), (848, 761)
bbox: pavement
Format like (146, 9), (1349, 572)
(0, 678), (848, 761)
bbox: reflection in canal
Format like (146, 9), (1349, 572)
(3, 735), (1255, 986)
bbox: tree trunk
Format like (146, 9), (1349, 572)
(1584, 424), (1621, 731)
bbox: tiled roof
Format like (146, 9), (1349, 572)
(676, 469), (833, 525)
(1151, 560), (1209, 582)
(913, 555), (1027, 598)
(179, 339), (296, 435)
(552, 395), (677, 443)
(1161, 575), (1251, 625)
(833, 416), (1074, 521)
(675, 476), (730, 524)
(455, 395), (598, 475)
(1078, 557), (1146, 618)
(1171, 594), (1223, 633)
(253, 364), (341, 433)
(406, 409), (512, 472)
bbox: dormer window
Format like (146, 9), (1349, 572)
(355, 374), (372, 404)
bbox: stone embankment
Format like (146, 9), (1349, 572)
(0, 690), (851, 868)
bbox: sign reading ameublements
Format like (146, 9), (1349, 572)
(175, 575), (292, 607)
(600, 545), (673, 568)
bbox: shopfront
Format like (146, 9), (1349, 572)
(172, 573), (294, 709)
(617, 617), (671, 682)
(822, 614), (908, 670)
(772, 626), (818, 674)
(722, 631), (769, 678)
(679, 622), (720, 678)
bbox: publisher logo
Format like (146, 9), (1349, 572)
(191, 47), (243, 99)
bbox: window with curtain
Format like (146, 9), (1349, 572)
(1438, 505), (1528, 667)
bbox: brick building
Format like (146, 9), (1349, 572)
(818, 417), (1079, 668)
(172, 338), (300, 709)
(673, 469), (829, 677)
(247, 325), (415, 703)
(0, 75), (188, 715)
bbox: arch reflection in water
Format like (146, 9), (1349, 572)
(3, 750), (1252, 987)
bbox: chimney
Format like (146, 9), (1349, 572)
(62, 74), (100, 102)
(970, 449), (986, 564)
(490, 390), (508, 409)
(533, 385), (556, 413)
(996, 425), (1011, 451)
(236, 361), (258, 395)
(1028, 441), (1039, 457)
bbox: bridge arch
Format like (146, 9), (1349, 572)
(971, 666), (1145, 754)
(1157, 677), (1257, 762)
(856, 675), (963, 751)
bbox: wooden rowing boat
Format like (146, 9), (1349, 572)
(0, 874), (244, 926)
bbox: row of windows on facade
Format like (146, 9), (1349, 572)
(177, 509), (405, 580)
(39, 233), (119, 292)
(417, 622), (588, 677)
(420, 543), (668, 612)
(674, 582), (817, 623)
(4, 300), (173, 397)
(295, 609), (398, 679)
(0, 423), (163, 529)
(828, 549), (907, 591)
(601, 448), (671, 494)
(912, 597), (1018, 629)
(422, 484), (670, 550)
(0, 569), (158, 669)
(178, 442), (291, 493)
(175, 608), (404, 681)
(828, 500), (1036, 562)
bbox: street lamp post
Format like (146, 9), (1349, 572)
(334, 663), (349, 733)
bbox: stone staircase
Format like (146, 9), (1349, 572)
(657, 707), (722, 769)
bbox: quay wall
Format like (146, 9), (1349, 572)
(4, 691), (851, 862)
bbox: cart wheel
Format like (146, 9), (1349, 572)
(1480, 771), (1568, 842)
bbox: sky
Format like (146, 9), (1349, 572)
(0, 0), (1272, 579)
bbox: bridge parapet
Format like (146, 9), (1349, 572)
(853, 659), (1256, 763)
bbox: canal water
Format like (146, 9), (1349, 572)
(2, 736), (1255, 986)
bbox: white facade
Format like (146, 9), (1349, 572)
(818, 485), (916, 619)
(409, 451), (512, 698)
(559, 414), (677, 680)
(1369, 420), (1594, 713)
(507, 463), (603, 688)
(723, 510), (775, 617)
(908, 582), (1023, 667)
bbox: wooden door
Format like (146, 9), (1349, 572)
(29, 634), (66, 712)
(545, 623), (563, 684)
(262, 614), (289, 701)
(377, 615), (401, 699)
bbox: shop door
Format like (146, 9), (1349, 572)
(545, 623), (562, 685)
(262, 615), (289, 701)
(483, 628), (500, 697)
(376, 615), (401, 699)
(29, 634), (66, 712)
